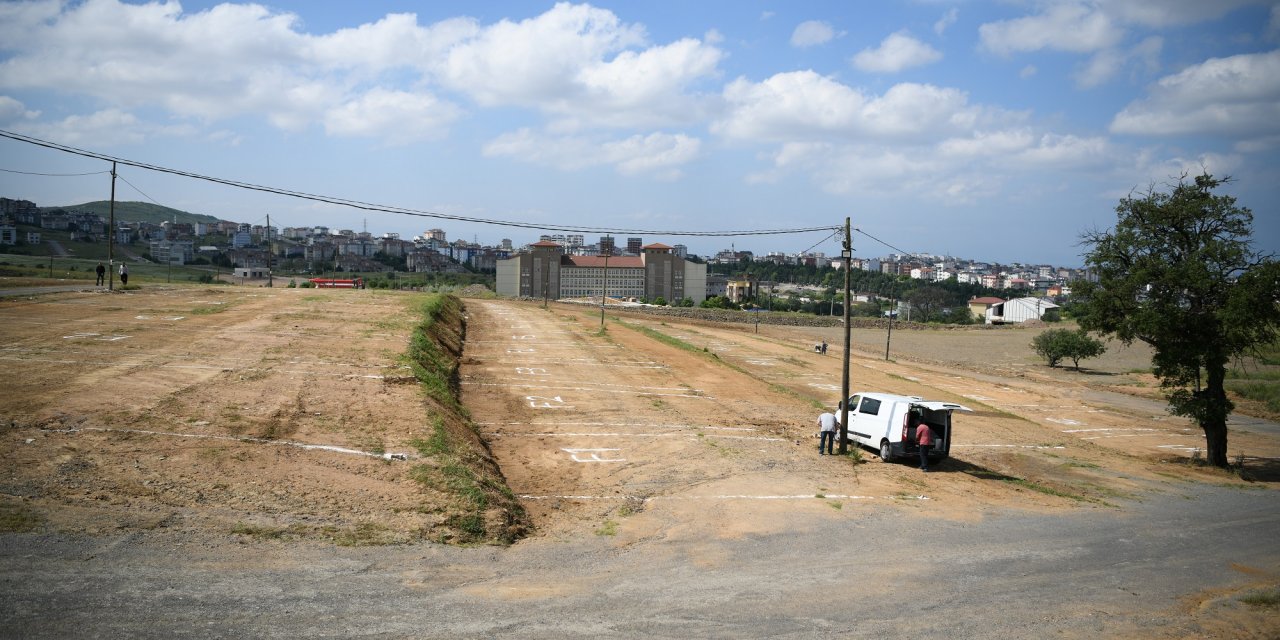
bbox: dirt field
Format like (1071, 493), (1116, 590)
(2, 286), (1279, 637)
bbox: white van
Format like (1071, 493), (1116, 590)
(840, 392), (972, 463)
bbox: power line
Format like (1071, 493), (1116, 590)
(1, 167), (110, 177)
(853, 227), (925, 261)
(0, 128), (840, 238)
(115, 171), (163, 208)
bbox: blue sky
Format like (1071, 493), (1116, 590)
(1, 0), (1277, 267)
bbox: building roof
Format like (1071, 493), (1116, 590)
(969, 297), (1005, 305)
(642, 243), (673, 250)
(564, 255), (645, 268)
(530, 240), (561, 248)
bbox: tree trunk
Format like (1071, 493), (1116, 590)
(1201, 360), (1231, 468)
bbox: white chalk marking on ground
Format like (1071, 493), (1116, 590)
(476, 422), (758, 432)
(504, 361), (668, 369)
(39, 426), (412, 460)
(516, 494), (924, 501)
(527, 395), (574, 409)
(903, 376), (921, 382)
(952, 444), (1068, 449)
(1061, 427), (1156, 433)
(0, 356), (396, 379)
(562, 448), (626, 463)
(474, 382), (712, 399)
(488, 432), (785, 442)
(1082, 434), (1193, 440)
(808, 383), (842, 391)
(471, 380), (696, 392)
(963, 395), (993, 401)
(62, 332), (130, 341)
(1046, 418), (1084, 426)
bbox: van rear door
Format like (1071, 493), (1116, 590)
(913, 402), (972, 457)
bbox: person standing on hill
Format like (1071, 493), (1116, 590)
(817, 409), (837, 455)
(119, 263), (128, 286)
(95, 262), (105, 286)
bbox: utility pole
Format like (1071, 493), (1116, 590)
(600, 237), (610, 327)
(108, 161), (116, 291)
(266, 213), (273, 287)
(885, 294), (894, 361)
(838, 217), (852, 455)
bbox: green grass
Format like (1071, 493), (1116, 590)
(1240, 588), (1280, 608)
(0, 500), (42, 533)
(595, 519), (619, 536)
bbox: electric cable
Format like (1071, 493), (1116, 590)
(1, 167), (109, 177)
(0, 129), (841, 238)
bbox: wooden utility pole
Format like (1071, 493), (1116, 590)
(266, 213), (273, 287)
(108, 162), (116, 291)
(600, 238), (610, 327)
(838, 217), (852, 455)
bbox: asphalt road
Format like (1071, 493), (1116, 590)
(2, 483), (1276, 639)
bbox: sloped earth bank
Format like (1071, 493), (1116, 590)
(1, 291), (1278, 638)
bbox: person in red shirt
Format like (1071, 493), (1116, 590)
(915, 417), (934, 472)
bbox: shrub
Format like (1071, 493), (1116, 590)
(1032, 328), (1107, 369)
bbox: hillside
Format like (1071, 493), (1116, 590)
(40, 200), (221, 225)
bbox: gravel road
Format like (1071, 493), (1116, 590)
(2, 483), (1277, 639)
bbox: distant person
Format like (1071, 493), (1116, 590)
(817, 409), (837, 456)
(95, 262), (105, 286)
(119, 263), (128, 286)
(915, 417), (934, 472)
(820, 340), (828, 355)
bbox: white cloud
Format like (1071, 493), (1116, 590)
(569, 37), (723, 129)
(15, 108), (194, 147)
(1110, 50), (1280, 138)
(1075, 50), (1123, 88)
(604, 132), (701, 177)
(436, 3), (646, 107)
(1014, 133), (1111, 167)
(0, 1), (726, 144)
(1020, 64), (1038, 78)
(0, 96), (40, 121)
(483, 128), (700, 177)
(852, 31), (942, 73)
(1073, 36), (1163, 88)
(934, 8), (959, 36)
(791, 20), (836, 48)
(979, 3), (1123, 55)
(323, 89), (462, 142)
(713, 71), (1015, 144)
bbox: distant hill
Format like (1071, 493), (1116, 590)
(40, 201), (222, 225)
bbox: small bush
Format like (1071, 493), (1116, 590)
(1032, 328), (1106, 369)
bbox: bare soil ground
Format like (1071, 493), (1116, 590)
(1, 285), (448, 542)
(2, 289), (1278, 637)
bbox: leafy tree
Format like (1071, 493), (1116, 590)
(1031, 329), (1105, 369)
(700, 295), (734, 309)
(906, 286), (951, 322)
(1074, 173), (1280, 467)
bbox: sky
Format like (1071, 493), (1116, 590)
(1, 0), (1278, 268)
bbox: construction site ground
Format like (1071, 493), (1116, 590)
(1, 285), (1278, 638)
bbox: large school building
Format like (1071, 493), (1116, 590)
(496, 240), (707, 304)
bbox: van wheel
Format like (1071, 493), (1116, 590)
(879, 441), (893, 462)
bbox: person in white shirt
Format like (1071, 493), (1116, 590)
(817, 410), (838, 455)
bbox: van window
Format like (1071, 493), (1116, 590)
(858, 397), (881, 416)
